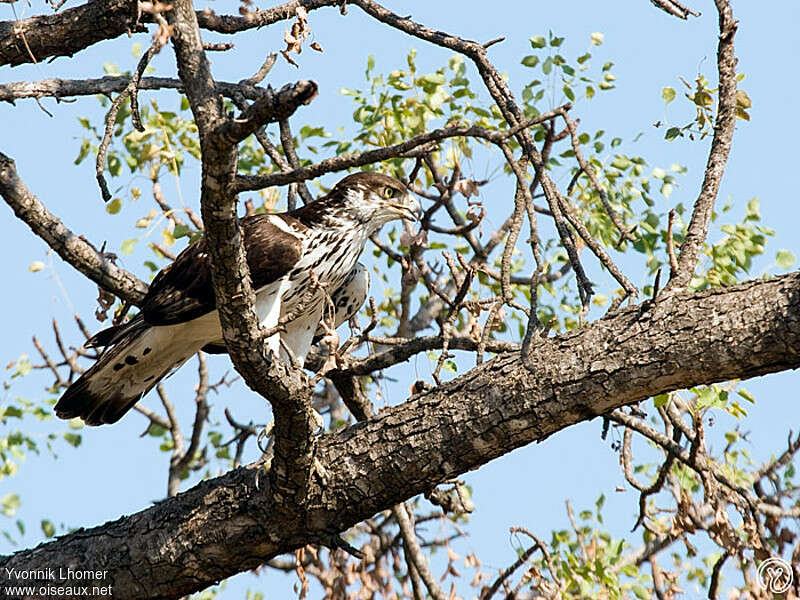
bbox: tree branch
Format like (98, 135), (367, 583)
(0, 75), (281, 104)
(0, 0), (341, 67)
(666, 0), (738, 292)
(0, 0), (140, 67)
(4, 272), (800, 599)
(648, 0), (700, 19)
(234, 108), (566, 192)
(167, 0), (318, 504)
(215, 80), (318, 145)
(0, 151), (148, 305)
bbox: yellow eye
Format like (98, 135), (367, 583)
(383, 186), (396, 199)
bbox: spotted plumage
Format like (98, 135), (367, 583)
(55, 172), (420, 425)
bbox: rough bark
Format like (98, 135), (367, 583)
(3, 272), (799, 600)
(0, 0), (140, 67)
(167, 0), (320, 513)
(0, 0), (340, 67)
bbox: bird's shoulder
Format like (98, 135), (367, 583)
(141, 213), (306, 325)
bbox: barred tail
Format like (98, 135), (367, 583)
(55, 318), (194, 425)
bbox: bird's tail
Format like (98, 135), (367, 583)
(55, 316), (193, 425)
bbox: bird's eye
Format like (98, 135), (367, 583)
(383, 186), (396, 199)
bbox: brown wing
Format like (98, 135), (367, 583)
(141, 214), (304, 325)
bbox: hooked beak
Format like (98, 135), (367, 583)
(392, 194), (422, 222)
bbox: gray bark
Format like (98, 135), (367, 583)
(2, 272), (799, 599)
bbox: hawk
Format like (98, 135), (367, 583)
(55, 172), (420, 425)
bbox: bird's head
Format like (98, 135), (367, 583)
(330, 172), (422, 232)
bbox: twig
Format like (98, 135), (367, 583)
(202, 42), (234, 51)
(234, 107), (568, 192)
(665, 0), (738, 292)
(393, 503), (447, 600)
(96, 33), (169, 202)
(239, 52), (278, 86)
(649, 0), (700, 19)
(559, 110), (636, 243)
(31, 335), (67, 389)
(278, 117), (314, 207)
(0, 76), (282, 104)
(707, 551), (730, 599)
(667, 208), (679, 275)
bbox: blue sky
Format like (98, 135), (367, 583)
(1, 0), (799, 597)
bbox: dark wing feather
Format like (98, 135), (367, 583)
(142, 214), (304, 325)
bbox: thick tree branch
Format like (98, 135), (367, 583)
(0, 0), (340, 67)
(0, 75), (279, 104)
(167, 0), (318, 504)
(0, 0), (140, 67)
(4, 272), (799, 599)
(666, 0), (738, 292)
(0, 151), (148, 305)
(215, 80), (318, 145)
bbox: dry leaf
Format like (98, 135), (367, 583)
(453, 178), (480, 198)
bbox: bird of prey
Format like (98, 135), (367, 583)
(55, 172), (421, 425)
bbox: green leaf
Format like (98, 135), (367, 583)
(74, 139), (91, 165)
(108, 154), (122, 177)
(529, 36), (546, 49)
(366, 54), (375, 79)
(521, 55), (539, 68)
(419, 73), (446, 86)
(2, 406), (23, 419)
(120, 238), (137, 255)
(776, 249), (795, 270)
(665, 127), (681, 141)
(1, 493), (21, 517)
(147, 423), (167, 437)
(41, 519), (55, 538)
(106, 198), (123, 214)
(590, 32), (604, 46)
(661, 86), (676, 103)
(563, 85), (575, 102)
(653, 393), (669, 408)
(63, 433), (82, 448)
(737, 389), (756, 404)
